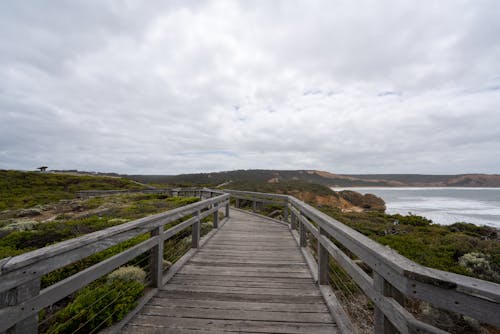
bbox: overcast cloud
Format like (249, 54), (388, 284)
(1, 0), (500, 174)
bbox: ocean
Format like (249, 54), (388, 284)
(331, 187), (500, 228)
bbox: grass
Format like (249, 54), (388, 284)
(0, 170), (145, 210)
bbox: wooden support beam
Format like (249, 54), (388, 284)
(213, 203), (219, 228)
(150, 226), (164, 288)
(299, 219), (307, 248)
(283, 201), (289, 224)
(318, 227), (329, 285)
(0, 279), (40, 334)
(290, 210), (297, 230)
(374, 272), (404, 334)
(192, 211), (200, 249)
(225, 202), (230, 218)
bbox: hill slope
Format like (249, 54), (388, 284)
(127, 169), (500, 187)
(0, 170), (145, 210)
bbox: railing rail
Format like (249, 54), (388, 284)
(225, 189), (500, 334)
(0, 189), (229, 333)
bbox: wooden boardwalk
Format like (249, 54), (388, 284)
(123, 209), (338, 333)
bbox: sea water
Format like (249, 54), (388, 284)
(331, 187), (500, 228)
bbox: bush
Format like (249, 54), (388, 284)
(46, 267), (145, 334)
(459, 252), (500, 282)
(107, 266), (146, 283)
(391, 213), (432, 226)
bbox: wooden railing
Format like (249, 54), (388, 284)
(226, 189), (500, 334)
(0, 189), (229, 333)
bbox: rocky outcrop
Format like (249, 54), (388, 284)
(285, 189), (386, 212)
(338, 190), (386, 211)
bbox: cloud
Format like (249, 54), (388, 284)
(1, 0), (500, 174)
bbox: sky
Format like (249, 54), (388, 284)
(1, 1), (500, 175)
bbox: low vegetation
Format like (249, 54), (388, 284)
(0, 170), (144, 210)
(319, 207), (500, 283)
(1, 171), (498, 333)
(45, 266), (146, 334)
(0, 193), (199, 260)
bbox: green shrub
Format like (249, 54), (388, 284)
(107, 266), (146, 283)
(0, 170), (144, 210)
(459, 252), (500, 282)
(391, 213), (432, 226)
(46, 268), (145, 334)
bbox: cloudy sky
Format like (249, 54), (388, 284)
(1, 1), (500, 175)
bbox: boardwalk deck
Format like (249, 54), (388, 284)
(122, 210), (338, 333)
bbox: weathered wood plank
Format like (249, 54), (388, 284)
(168, 278), (319, 290)
(140, 305), (333, 323)
(122, 325), (251, 334)
(172, 273), (314, 284)
(127, 315), (338, 334)
(162, 284), (322, 297)
(148, 297), (329, 313)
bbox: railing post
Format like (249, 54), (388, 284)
(0, 279), (41, 333)
(290, 209), (297, 230)
(213, 203), (219, 228)
(317, 226), (329, 285)
(225, 201), (230, 218)
(151, 225), (164, 288)
(299, 214), (307, 247)
(283, 200), (289, 223)
(252, 198), (257, 212)
(235, 198), (240, 208)
(192, 210), (200, 248)
(373, 272), (404, 334)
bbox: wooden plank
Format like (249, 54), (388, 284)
(156, 290), (324, 304)
(187, 260), (306, 267)
(162, 284), (322, 297)
(177, 270), (312, 279)
(179, 264), (311, 274)
(193, 253), (304, 261)
(148, 297), (329, 313)
(127, 314), (338, 334)
(172, 273), (314, 284)
(168, 278), (319, 290)
(122, 325), (250, 334)
(140, 304), (333, 323)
